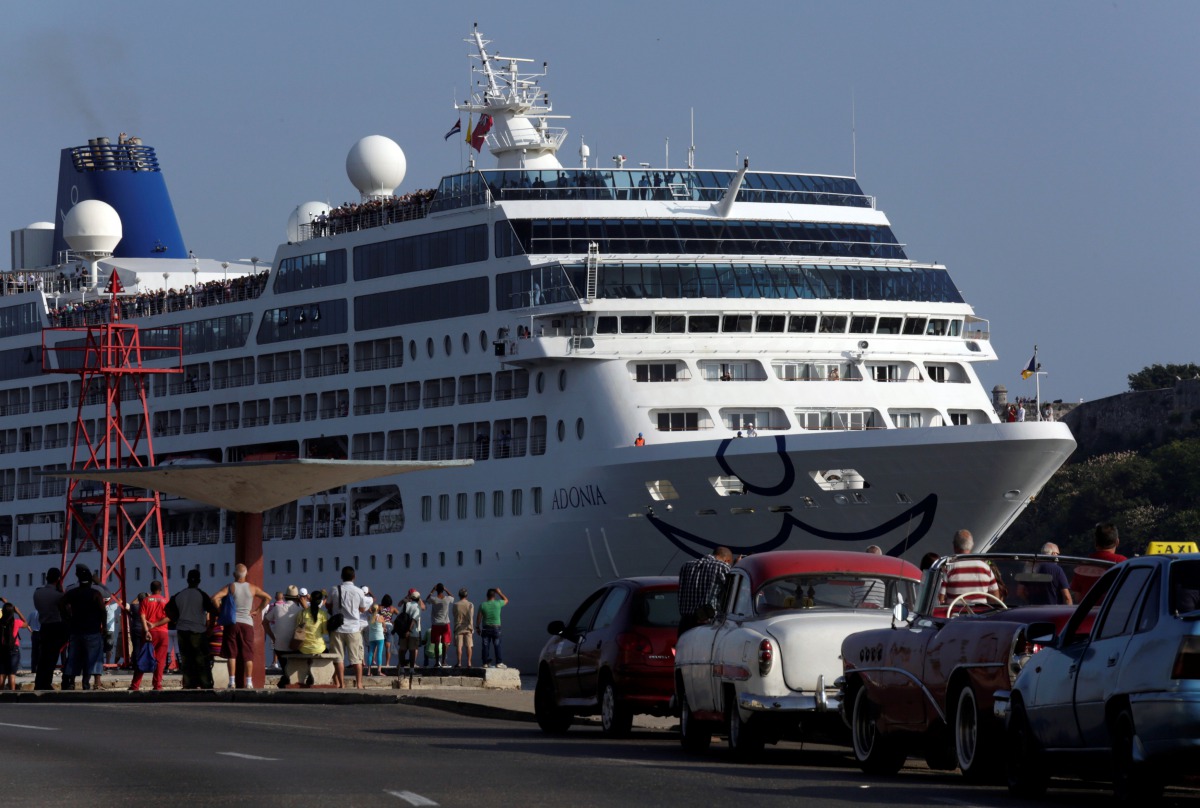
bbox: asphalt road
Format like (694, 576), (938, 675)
(0, 702), (1196, 807)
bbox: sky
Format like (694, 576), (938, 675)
(1, 1), (1196, 404)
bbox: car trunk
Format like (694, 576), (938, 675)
(765, 610), (895, 693)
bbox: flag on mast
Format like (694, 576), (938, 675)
(444, 118), (462, 140)
(469, 113), (494, 152)
(1021, 349), (1039, 380)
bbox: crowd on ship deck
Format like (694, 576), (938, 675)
(46, 274), (268, 328)
(308, 189), (436, 238)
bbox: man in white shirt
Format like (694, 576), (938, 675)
(327, 566), (367, 689)
(265, 586), (303, 669)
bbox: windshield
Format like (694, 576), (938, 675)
(754, 573), (917, 614)
(915, 554), (1115, 614)
(633, 588), (680, 628)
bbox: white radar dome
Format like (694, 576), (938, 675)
(27, 221), (54, 230)
(287, 201), (332, 243)
(63, 200), (122, 256)
(346, 135), (407, 198)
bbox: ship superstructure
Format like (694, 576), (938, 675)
(0, 27), (1075, 667)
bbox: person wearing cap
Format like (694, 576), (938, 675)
(398, 589), (425, 672)
(59, 564), (107, 690)
(634, 433), (645, 446)
(453, 588), (475, 668)
(170, 568), (217, 689)
(265, 585), (303, 675)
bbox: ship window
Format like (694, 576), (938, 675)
(532, 486), (543, 514)
(576, 418), (585, 440)
(209, 564), (215, 578)
(819, 315), (847, 333)
(224, 564), (230, 577)
(475, 492), (486, 517)
(512, 489), (523, 515)
(269, 561), (275, 575)
(927, 365), (947, 383)
(457, 493), (468, 519)
(409, 340), (416, 360)
(621, 316), (651, 334)
(301, 559), (307, 573)
(788, 315), (817, 333)
(318, 558), (324, 572)
(426, 338), (435, 358)
(439, 552), (445, 567)
(457, 551), (463, 566)
(557, 420), (565, 441)
(950, 412), (970, 425)
(439, 494), (450, 520)
(688, 315), (719, 333)
(558, 369), (567, 392)
(646, 480), (679, 501)
(722, 314), (753, 333)
(493, 490), (504, 517)
(892, 411), (922, 428)
(475, 549), (482, 565)
(926, 319), (948, 336)
(849, 316), (876, 334)
(479, 330), (487, 351)
(755, 315), (785, 333)
(597, 316), (618, 334)
(536, 372), (545, 393)
(422, 553), (428, 568)
(901, 317), (927, 335)
(404, 553), (410, 569)
(444, 335), (453, 356)
(656, 411), (701, 432)
(655, 315), (686, 333)
(421, 496), (432, 522)
(875, 317), (901, 334)
(709, 475), (745, 496)
(462, 333), (470, 353)
(634, 362), (679, 382)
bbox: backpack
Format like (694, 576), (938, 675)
(392, 606), (416, 637)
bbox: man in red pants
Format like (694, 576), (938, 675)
(130, 580), (169, 691)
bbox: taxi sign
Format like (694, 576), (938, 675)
(1146, 541), (1199, 555)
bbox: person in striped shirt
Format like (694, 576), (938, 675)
(939, 529), (1000, 604)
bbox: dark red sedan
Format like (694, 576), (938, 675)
(534, 576), (679, 736)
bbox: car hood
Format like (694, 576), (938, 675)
(762, 610), (895, 692)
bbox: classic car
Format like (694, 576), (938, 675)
(534, 577), (679, 736)
(999, 554), (1200, 800)
(840, 552), (1113, 779)
(674, 550), (921, 759)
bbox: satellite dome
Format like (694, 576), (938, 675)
(346, 135), (406, 198)
(287, 201), (332, 243)
(27, 221), (54, 230)
(63, 200), (122, 256)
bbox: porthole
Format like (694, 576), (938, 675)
(479, 330), (488, 351)
(576, 417), (585, 439)
(409, 340), (417, 360)
(536, 372), (545, 394)
(444, 335), (452, 356)
(557, 419), (565, 442)
(462, 332), (470, 353)
(426, 337), (434, 358)
(558, 369), (567, 392)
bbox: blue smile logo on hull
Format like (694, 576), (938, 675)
(647, 434), (938, 558)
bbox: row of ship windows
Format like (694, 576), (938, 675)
(632, 360), (966, 384)
(599, 313), (965, 337)
(650, 407), (988, 433)
(420, 488), (544, 522)
(0, 548), (489, 591)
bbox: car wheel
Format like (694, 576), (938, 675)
(851, 686), (905, 775)
(954, 686), (997, 782)
(534, 671), (572, 734)
(727, 698), (764, 761)
(1005, 696), (1048, 798)
(600, 679), (633, 737)
(1112, 708), (1163, 803)
(678, 682), (712, 754)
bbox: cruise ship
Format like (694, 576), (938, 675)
(0, 27), (1074, 667)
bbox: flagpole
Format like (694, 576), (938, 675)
(1033, 344), (1041, 421)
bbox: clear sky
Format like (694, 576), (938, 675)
(1, 1), (1196, 404)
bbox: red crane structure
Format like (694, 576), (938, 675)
(42, 269), (182, 662)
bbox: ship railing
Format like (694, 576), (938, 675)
(0, 403), (30, 416)
(70, 142), (162, 173)
(16, 539), (60, 557)
(242, 416), (269, 427)
(458, 391), (492, 405)
(306, 361), (348, 379)
(355, 355), (404, 372)
(318, 407), (347, 419)
(422, 394), (456, 408)
(33, 398), (71, 413)
(45, 273), (268, 327)
(213, 372), (255, 390)
(258, 368), (303, 385)
(353, 404), (386, 416)
(271, 413), (302, 425)
(168, 379), (211, 395)
(388, 400), (420, 412)
(17, 483), (41, 500)
(297, 198), (431, 242)
(493, 387), (530, 402)
(386, 448), (420, 461)
(351, 450), (385, 461)
(212, 419), (237, 431)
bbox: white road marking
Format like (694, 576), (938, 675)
(240, 720), (314, 730)
(384, 791), (439, 805)
(217, 751), (279, 761)
(0, 722), (58, 731)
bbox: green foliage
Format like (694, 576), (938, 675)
(1127, 363), (1200, 392)
(1000, 438), (1200, 556)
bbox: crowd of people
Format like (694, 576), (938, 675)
(0, 562), (511, 691)
(46, 274), (268, 329)
(307, 189), (436, 238)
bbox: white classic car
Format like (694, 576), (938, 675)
(674, 549), (921, 759)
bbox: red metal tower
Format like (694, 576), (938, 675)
(43, 269), (182, 657)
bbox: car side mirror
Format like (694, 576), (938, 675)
(547, 619), (566, 636)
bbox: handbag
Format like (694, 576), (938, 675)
(218, 585), (237, 627)
(136, 637), (157, 673)
(289, 620), (308, 652)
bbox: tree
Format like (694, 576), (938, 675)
(1127, 363), (1200, 392)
